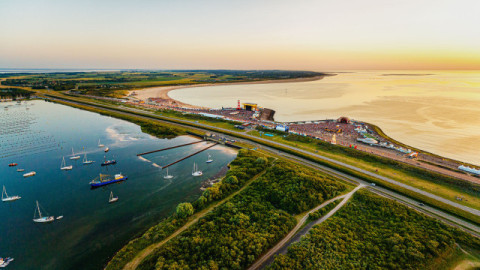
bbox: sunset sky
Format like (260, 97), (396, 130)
(1, 0), (479, 70)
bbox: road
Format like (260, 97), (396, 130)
(248, 185), (364, 270)
(46, 95), (480, 237)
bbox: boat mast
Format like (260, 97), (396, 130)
(2, 186), (6, 199)
(36, 201), (42, 218)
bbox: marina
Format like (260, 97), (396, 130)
(0, 100), (237, 269)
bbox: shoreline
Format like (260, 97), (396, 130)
(127, 75), (480, 170)
(127, 75), (328, 109)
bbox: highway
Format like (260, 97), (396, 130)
(46, 94), (480, 237)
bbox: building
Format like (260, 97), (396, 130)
(243, 102), (258, 111)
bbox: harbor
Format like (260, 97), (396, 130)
(0, 100), (237, 269)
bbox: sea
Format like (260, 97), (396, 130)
(169, 71), (480, 165)
(0, 100), (237, 269)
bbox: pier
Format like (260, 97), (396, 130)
(136, 140), (204, 156)
(161, 143), (218, 169)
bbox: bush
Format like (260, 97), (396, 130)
(175, 203), (194, 218)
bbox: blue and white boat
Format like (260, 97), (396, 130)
(90, 173), (127, 188)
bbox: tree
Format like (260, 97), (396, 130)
(176, 203), (194, 218)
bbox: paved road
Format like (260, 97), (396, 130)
(248, 185), (364, 270)
(47, 95), (480, 236)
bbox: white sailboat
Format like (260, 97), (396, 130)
(83, 153), (94, 165)
(33, 201), (54, 223)
(104, 147), (109, 152)
(164, 168), (174, 179)
(98, 139), (105, 148)
(109, 191), (118, 203)
(192, 162), (203, 177)
(60, 156), (73, 170)
(206, 153), (213, 163)
(2, 186), (21, 202)
(70, 148), (80, 160)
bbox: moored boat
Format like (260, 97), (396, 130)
(60, 156), (73, 170)
(206, 153), (213, 163)
(2, 186), (21, 202)
(192, 162), (203, 177)
(101, 156), (116, 166)
(70, 148), (80, 160)
(98, 139), (105, 148)
(0, 257), (14, 268)
(33, 201), (55, 223)
(23, 171), (36, 178)
(16, 169), (24, 172)
(83, 153), (94, 165)
(8, 163), (17, 167)
(90, 173), (127, 188)
(109, 191), (119, 203)
(104, 147), (109, 152)
(164, 168), (174, 179)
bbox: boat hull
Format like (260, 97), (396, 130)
(2, 196), (21, 202)
(90, 177), (127, 188)
(33, 216), (55, 223)
(101, 161), (117, 166)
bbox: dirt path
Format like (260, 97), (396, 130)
(121, 163), (274, 270)
(248, 184), (365, 270)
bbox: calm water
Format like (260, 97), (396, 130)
(0, 100), (237, 269)
(170, 71), (480, 164)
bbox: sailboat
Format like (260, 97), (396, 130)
(33, 201), (55, 223)
(60, 156), (73, 170)
(164, 168), (174, 179)
(206, 153), (213, 163)
(98, 139), (105, 148)
(0, 257), (14, 268)
(192, 162), (203, 177)
(70, 148), (80, 160)
(83, 153), (94, 165)
(109, 191), (119, 203)
(2, 186), (21, 202)
(104, 147), (109, 153)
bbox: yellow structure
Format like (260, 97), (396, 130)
(243, 102), (258, 111)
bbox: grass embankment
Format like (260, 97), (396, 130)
(268, 190), (480, 270)
(249, 131), (480, 211)
(45, 94), (480, 226)
(136, 159), (347, 269)
(106, 150), (271, 270)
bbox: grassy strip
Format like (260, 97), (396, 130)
(46, 94), (480, 226)
(105, 216), (187, 270)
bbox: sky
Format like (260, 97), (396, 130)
(1, 0), (479, 70)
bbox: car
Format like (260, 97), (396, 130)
(370, 183), (376, 186)
(418, 203), (425, 206)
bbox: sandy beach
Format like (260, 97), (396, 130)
(128, 75), (327, 109)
